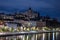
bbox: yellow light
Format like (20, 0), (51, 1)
(56, 28), (59, 30)
(17, 29), (19, 32)
(33, 27), (35, 30)
(24, 27), (26, 31)
(27, 28), (30, 31)
(4, 26), (8, 29)
(42, 27), (50, 30)
(20, 27), (23, 30)
(36, 27), (39, 30)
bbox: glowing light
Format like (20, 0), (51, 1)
(53, 32), (55, 40)
(23, 35), (25, 40)
(27, 35), (29, 40)
(27, 28), (30, 31)
(42, 33), (45, 40)
(20, 27), (23, 31)
(36, 27), (39, 30)
(36, 34), (38, 40)
(53, 29), (55, 40)
(56, 32), (59, 40)
(24, 27), (26, 31)
(21, 27), (23, 29)
(56, 28), (59, 40)
(42, 27), (45, 40)
(48, 33), (50, 40)
(31, 35), (35, 40)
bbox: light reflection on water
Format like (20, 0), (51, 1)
(19, 32), (59, 40)
(0, 32), (60, 40)
(42, 33), (45, 40)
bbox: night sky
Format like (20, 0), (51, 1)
(0, 0), (60, 21)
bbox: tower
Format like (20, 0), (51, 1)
(28, 8), (32, 13)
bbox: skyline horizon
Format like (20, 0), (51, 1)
(0, 0), (60, 22)
(0, 8), (60, 22)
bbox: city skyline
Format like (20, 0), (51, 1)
(0, 0), (60, 21)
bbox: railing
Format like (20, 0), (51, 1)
(0, 30), (60, 40)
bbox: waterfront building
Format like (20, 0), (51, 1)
(0, 8), (60, 29)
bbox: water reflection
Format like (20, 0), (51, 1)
(0, 32), (60, 40)
(56, 32), (59, 40)
(42, 33), (45, 40)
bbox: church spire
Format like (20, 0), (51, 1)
(29, 8), (32, 10)
(28, 8), (32, 13)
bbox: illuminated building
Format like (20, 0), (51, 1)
(0, 8), (60, 29)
